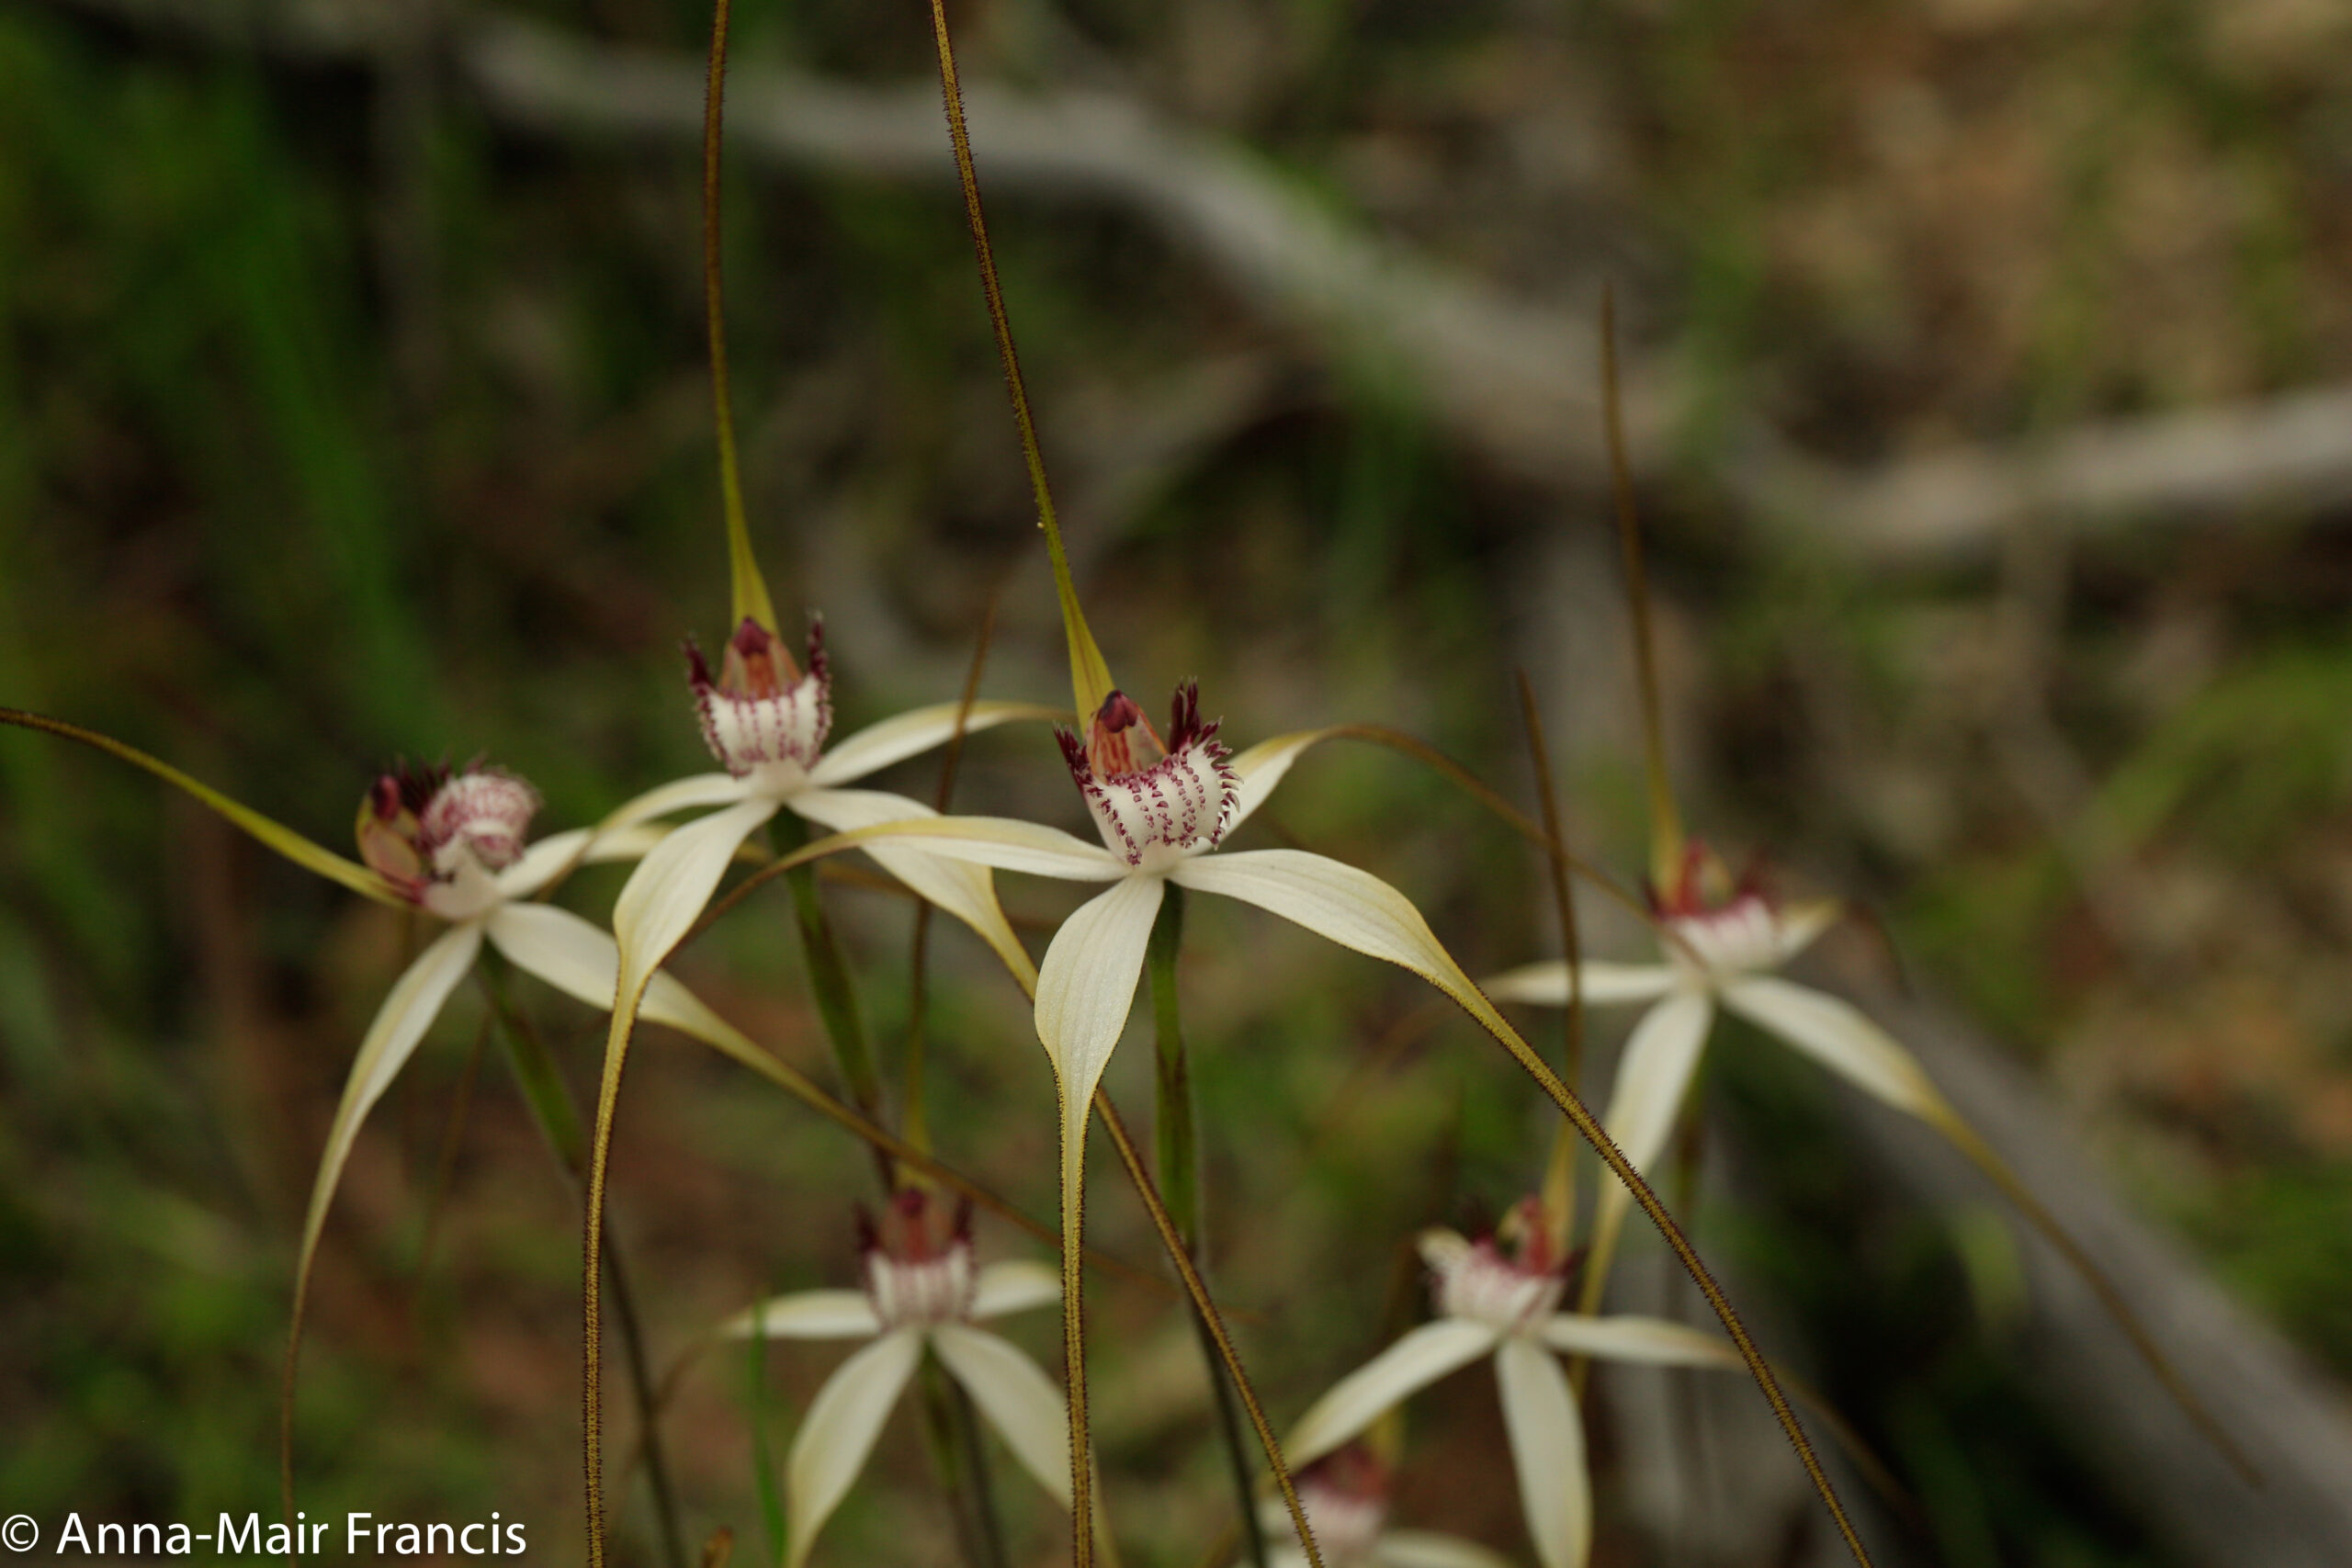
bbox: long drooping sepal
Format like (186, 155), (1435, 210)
(1495, 1337), (1589, 1568)
(1, 707), (402, 907)
(1160, 849), (1878, 1568)
(794, 788), (1038, 992)
(1283, 1319), (1500, 1470)
(1723, 976), (2256, 1480)
(1033, 874), (1162, 1553)
(698, 0), (775, 639)
(281, 922), (484, 1508)
(613, 797), (784, 994)
(1037, 876), (1165, 1190)
(921, 0), (1110, 725)
(1580, 989), (1714, 1303)
(931, 1325), (1078, 1508)
(808, 700), (1065, 788)
(784, 1326), (926, 1568)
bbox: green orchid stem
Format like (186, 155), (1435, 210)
(745, 1329), (787, 1568)
(1148, 888), (1199, 1246)
(1600, 288), (1685, 893)
(919, 1356), (1011, 1568)
(480, 963), (688, 1568)
(772, 814), (892, 1185)
(1147, 888), (1272, 1568)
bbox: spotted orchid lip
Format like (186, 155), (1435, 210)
(1058, 681), (1237, 867)
(855, 1190), (979, 1327)
(685, 616), (832, 779)
(1290, 1443), (1392, 1563)
(1421, 1204), (1577, 1330)
(357, 761), (541, 902)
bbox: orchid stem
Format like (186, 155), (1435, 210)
(905, 589), (1001, 1161)
(922, 0), (1110, 720)
(920, 1356), (1011, 1568)
(744, 1329), (786, 1568)
(1600, 288), (1683, 893)
(1514, 671), (1586, 1269)
(771, 814), (892, 1186)
(1146, 887), (1270, 1568)
(479, 962), (687, 1568)
(1095, 1093), (1324, 1568)
(1148, 888), (1200, 1247)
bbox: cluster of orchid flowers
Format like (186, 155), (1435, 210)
(0, 4), (2245, 1566)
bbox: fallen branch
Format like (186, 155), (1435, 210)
(42, 0), (2352, 562)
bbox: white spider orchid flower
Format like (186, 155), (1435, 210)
(1481, 842), (1951, 1284)
(308, 761), (761, 1311)
(725, 1190), (1082, 1568)
(597, 615), (1057, 1001)
(1238, 1444), (1513, 1568)
(819, 682), (1476, 1265)
(1283, 1200), (1743, 1568)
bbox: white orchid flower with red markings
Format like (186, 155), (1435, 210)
(830, 677), (1474, 1280)
(307, 759), (778, 1328)
(724, 1190), (1100, 1568)
(1481, 840), (1958, 1297)
(1283, 1199), (1741, 1568)
(1238, 1444), (1513, 1568)
(594, 613), (1057, 1032)
(0, 712), (773, 1358)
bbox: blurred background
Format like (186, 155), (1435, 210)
(4, 0), (2352, 1562)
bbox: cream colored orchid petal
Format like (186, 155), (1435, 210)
(1722, 976), (1943, 1120)
(1773, 899), (1842, 965)
(484, 902), (633, 1015)
(1496, 1335), (1589, 1568)
(497, 829), (591, 899)
(932, 1322), (1074, 1508)
(1602, 991), (1716, 1178)
(793, 787), (1037, 992)
(807, 700), (1063, 787)
(1168, 848), (1464, 983)
(501, 823), (749, 899)
(1036, 874), (1164, 1158)
(826, 814), (1126, 882)
(1533, 1314), (1740, 1370)
(1587, 990), (1714, 1260)
(1224, 728), (1334, 833)
(293, 922), (484, 1316)
(1375, 1531), (1520, 1568)
(610, 795), (780, 995)
(1481, 959), (1682, 1008)
(785, 1325), (924, 1568)
(1284, 1319), (1500, 1470)
(597, 771), (756, 835)
(971, 1258), (1062, 1321)
(725, 1290), (887, 1341)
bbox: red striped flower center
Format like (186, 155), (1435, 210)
(1057, 683), (1236, 870)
